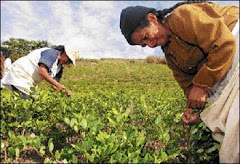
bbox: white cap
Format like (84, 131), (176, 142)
(64, 44), (80, 66)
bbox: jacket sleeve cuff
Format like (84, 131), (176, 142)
(192, 80), (212, 92)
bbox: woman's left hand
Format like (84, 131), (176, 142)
(187, 85), (207, 109)
(66, 89), (72, 96)
(182, 108), (199, 124)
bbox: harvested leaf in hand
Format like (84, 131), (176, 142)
(182, 108), (199, 124)
(66, 90), (72, 96)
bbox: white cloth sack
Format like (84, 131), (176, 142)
(200, 20), (239, 163)
(4, 58), (12, 76)
(0, 58), (12, 88)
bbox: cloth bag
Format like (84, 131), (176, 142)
(200, 20), (239, 163)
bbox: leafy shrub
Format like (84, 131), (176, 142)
(1, 60), (219, 163)
(1, 38), (54, 62)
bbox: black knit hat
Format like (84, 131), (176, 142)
(120, 6), (156, 45)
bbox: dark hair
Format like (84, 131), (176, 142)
(0, 47), (10, 58)
(135, 1), (209, 31)
(54, 45), (65, 54)
(54, 45), (73, 64)
(1, 52), (5, 79)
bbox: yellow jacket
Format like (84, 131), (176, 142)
(163, 2), (239, 96)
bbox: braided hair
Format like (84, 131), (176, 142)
(135, 0), (209, 31)
(1, 52), (5, 79)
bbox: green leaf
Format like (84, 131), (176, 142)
(155, 115), (162, 125)
(191, 128), (198, 135)
(86, 138), (94, 151)
(55, 150), (61, 159)
(33, 140), (41, 149)
(206, 146), (217, 154)
(96, 147), (102, 155)
(44, 158), (52, 163)
(48, 138), (54, 153)
(18, 135), (27, 145)
(1, 142), (5, 149)
(107, 117), (116, 127)
(72, 139), (92, 152)
(39, 146), (45, 155)
(70, 118), (77, 127)
(144, 153), (151, 162)
(123, 107), (131, 118)
(80, 119), (88, 129)
(197, 148), (204, 153)
(162, 132), (170, 143)
(73, 125), (78, 133)
(72, 154), (78, 163)
(111, 145), (118, 154)
(112, 152), (122, 161)
(86, 153), (95, 162)
(105, 143), (113, 155)
(62, 159), (68, 163)
(136, 135), (146, 147)
(108, 134), (116, 143)
(8, 130), (15, 139)
(15, 147), (20, 159)
(23, 120), (32, 126)
(112, 108), (119, 115)
(133, 157), (139, 163)
(8, 147), (15, 158)
(71, 143), (81, 151)
(174, 113), (182, 122)
(160, 148), (168, 162)
(96, 131), (110, 144)
(64, 117), (70, 125)
(82, 141), (92, 152)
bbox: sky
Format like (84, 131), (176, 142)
(1, 1), (239, 59)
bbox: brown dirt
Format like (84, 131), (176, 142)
(10, 147), (44, 163)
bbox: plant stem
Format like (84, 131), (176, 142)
(186, 124), (192, 163)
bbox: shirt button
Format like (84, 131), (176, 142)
(188, 66), (193, 70)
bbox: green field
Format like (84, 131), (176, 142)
(1, 59), (219, 163)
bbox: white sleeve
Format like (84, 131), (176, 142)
(4, 58), (12, 74)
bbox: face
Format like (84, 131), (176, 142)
(131, 13), (171, 48)
(59, 53), (72, 66)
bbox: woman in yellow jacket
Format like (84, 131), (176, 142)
(120, 1), (239, 163)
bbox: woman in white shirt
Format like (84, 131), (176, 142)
(2, 44), (79, 99)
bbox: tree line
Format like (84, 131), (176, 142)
(1, 38), (57, 62)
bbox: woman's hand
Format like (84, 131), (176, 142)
(66, 89), (72, 96)
(182, 108), (199, 124)
(52, 84), (66, 90)
(39, 64), (67, 91)
(52, 85), (71, 96)
(55, 83), (67, 90)
(187, 86), (207, 109)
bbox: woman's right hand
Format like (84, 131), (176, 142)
(55, 83), (67, 90)
(187, 86), (207, 109)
